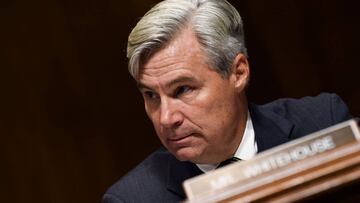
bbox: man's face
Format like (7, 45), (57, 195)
(137, 28), (249, 164)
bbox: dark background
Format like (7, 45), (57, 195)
(1, 0), (359, 202)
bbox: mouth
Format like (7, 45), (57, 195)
(168, 133), (195, 147)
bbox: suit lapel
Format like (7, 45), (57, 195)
(249, 103), (294, 152)
(166, 156), (203, 198)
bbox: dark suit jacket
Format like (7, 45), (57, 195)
(102, 93), (351, 203)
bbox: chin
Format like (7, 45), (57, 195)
(172, 147), (201, 163)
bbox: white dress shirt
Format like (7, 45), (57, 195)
(196, 111), (258, 173)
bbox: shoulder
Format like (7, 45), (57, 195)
(263, 93), (350, 121)
(257, 93), (351, 137)
(102, 147), (176, 203)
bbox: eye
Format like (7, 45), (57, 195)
(175, 85), (192, 97)
(143, 91), (159, 100)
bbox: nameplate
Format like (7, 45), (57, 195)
(183, 119), (360, 201)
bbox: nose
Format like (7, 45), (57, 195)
(159, 97), (184, 129)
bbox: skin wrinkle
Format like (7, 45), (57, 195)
(137, 27), (249, 164)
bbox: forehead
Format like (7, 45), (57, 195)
(137, 28), (211, 86)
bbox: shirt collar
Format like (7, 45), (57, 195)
(196, 111), (257, 173)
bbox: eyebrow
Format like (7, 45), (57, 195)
(137, 75), (197, 90)
(165, 76), (197, 89)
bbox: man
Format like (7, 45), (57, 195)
(103, 0), (351, 202)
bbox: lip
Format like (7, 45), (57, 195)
(168, 133), (195, 147)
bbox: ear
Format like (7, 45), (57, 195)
(231, 53), (250, 93)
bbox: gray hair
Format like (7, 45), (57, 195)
(127, 0), (247, 79)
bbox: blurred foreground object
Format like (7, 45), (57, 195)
(184, 119), (360, 202)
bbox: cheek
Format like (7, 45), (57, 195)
(144, 108), (162, 135)
(185, 95), (231, 130)
(193, 90), (238, 133)
(146, 110), (171, 144)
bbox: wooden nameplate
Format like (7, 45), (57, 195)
(183, 119), (360, 202)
